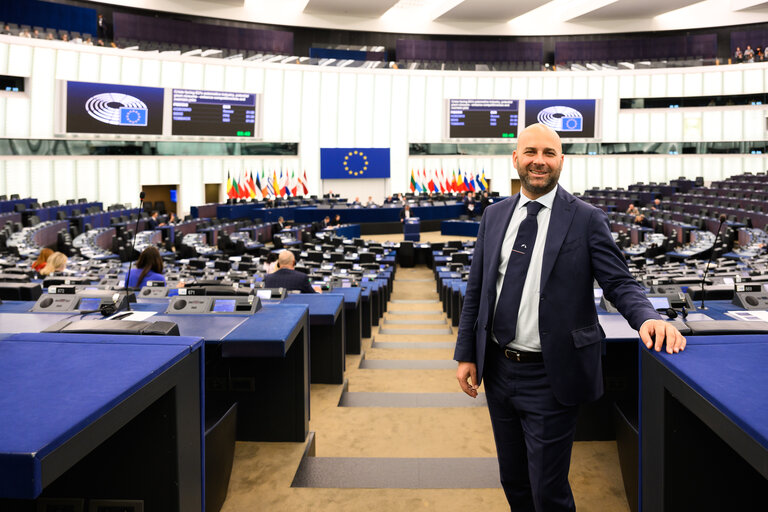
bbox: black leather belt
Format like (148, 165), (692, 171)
(502, 347), (544, 363)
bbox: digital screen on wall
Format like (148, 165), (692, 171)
(523, 99), (598, 139)
(447, 99), (519, 139)
(171, 89), (257, 137)
(64, 81), (164, 134)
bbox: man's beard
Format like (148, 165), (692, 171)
(519, 165), (560, 195)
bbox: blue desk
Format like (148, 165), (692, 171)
(641, 339), (768, 511)
(0, 333), (203, 511)
(281, 294), (345, 384)
(441, 220), (480, 237)
(329, 287), (363, 354)
(0, 198), (36, 214)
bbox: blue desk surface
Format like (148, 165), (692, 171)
(281, 293), (343, 325)
(0, 334), (201, 499)
(222, 305), (309, 357)
(651, 339), (768, 449)
(328, 286), (362, 307)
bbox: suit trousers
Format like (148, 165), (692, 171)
(484, 341), (579, 512)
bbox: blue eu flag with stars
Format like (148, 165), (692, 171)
(119, 107), (148, 126)
(320, 148), (390, 179)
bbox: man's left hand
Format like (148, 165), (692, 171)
(639, 319), (686, 354)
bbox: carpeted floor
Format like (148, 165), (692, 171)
(220, 232), (631, 512)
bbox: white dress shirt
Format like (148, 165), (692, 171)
(492, 185), (558, 352)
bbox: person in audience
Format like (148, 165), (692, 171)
(2, 24), (12, 36)
(350, 196), (361, 206)
(465, 195), (478, 217)
(626, 203), (639, 215)
(399, 203), (412, 223)
(31, 248), (54, 273)
(18, 28), (31, 38)
(274, 216), (286, 232)
(32, 28), (41, 39)
(744, 45), (755, 63)
(634, 214), (652, 228)
(167, 211), (178, 224)
(46, 32), (55, 41)
(321, 215), (332, 229)
(383, 195), (394, 204)
(330, 214), (342, 226)
(146, 210), (164, 230)
(39, 251), (68, 276)
(757, 47), (764, 62)
(734, 47), (743, 63)
(651, 197), (662, 210)
(125, 246), (165, 289)
(480, 191), (493, 212)
(365, 196), (376, 207)
(263, 250), (315, 293)
(60, 33), (69, 42)
(264, 252), (279, 274)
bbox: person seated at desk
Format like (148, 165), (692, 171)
(350, 197), (361, 206)
(321, 216), (332, 229)
(30, 248), (53, 273)
(634, 214), (652, 228)
(400, 204), (412, 223)
(365, 196), (377, 208)
(125, 246), (166, 289)
(466, 196), (478, 218)
(383, 195), (394, 204)
(146, 210), (165, 230)
(650, 198), (662, 210)
(263, 250), (316, 293)
(39, 251), (68, 276)
(626, 203), (640, 216)
(330, 214), (341, 226)
(167, 212), (178, 224)
(264, 252), (279, 274)
(274, 216), (287, 232)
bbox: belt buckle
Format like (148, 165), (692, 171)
(504, 348), (521, 362)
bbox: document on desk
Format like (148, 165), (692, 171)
(107, 311), (157, 321)
(724, 310), (768, 322)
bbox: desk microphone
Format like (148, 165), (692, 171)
(699, 214), (726, 310)
(122, 191), (146, 312)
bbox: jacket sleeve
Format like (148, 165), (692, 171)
(588, 208), (661, 330)
(453, 211), (488, 362)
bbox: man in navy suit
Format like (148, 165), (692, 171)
(454, 124), (686, 511)
(263, 250), (316, 293)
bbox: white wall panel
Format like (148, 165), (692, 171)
(682, 156), (702, 181)
(5, 96), (29, 138)
(160, 60), (182, 88)
(7, 44), (32, 77)
(722, 110), (743, 141)
(619, 75), (634, 98)
(120, 57), (141, 85)
(77, 52), (99, 82)
(572, 76), (588, 98)
(203, 64), (225, 91)
(602, 76), (619, 141)
(527, 76), (542, 99)
(510, 76), (527, 98)
(703, 71), (722, 96)
(633, 157), (650, 185)
(617, 112), (633, 141)
(664, 156), (682, 182)
(224, 65), (245, 92)
(567, 156), (587, 194)
(0, 43), (8, 75)
(54, 50), (78, 81)
(141, 59), (161, 87)
(459, 76), (477, 98)
(667, 74), (683, 97)
(617, 157), (634, 187)
(262, 68), (284, 142)
(29, 47), (55, 139)
(702, 157), (722, 182)
(182, 62), (204, 89)
(159, 159), (182, 185)
(557, 76), (572, 98)
(51, 160), (76, 203)
(702, 111), (723, 141)
(600, 157), (618, 191)
(476, 77), (493, 98)
(372, 74), (392, 148)
(99, 54), (121, 83)
(683, 72), (702, 96)
(282, 69), (302, 142)
(97, 160), (119, 206)
(722, 70), (743, 95)
(424, 75), (443, 142)
(355, 73), (374, 148)
(75, 160), (98, 201)
(117, 159), (140, 206)
(5, 160), (30, 198)
(178, 159), (203, 216)
(243, 67), (264, 94)
(318, 72), (339, 149)
(541, 76), (557, 98)
(390, 75), (409, 193)
(407, 74), (426, 142)
(683, 111), (702, 141)
(649, 111), (666, 142)
(666, 110), (683, 142)
(650, 74), (666, 97)
(588, 76), (603, 98)
(743, 109), (765, 140)
(743, 155), (766, 174)
(0, 97), (5, 138)
(138, 159), (160, 186)
(29, 160), (52, 202)
(493, 76), (511, 99)
(648, 156), (667, 185)
(635, 75), (651, 98)
(721, 157), (743, 179)
(743, 69), (764, 93)
(633, 112), (650, 142)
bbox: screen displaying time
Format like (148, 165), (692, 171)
(448, 99), (519, 139)
(171, 89), (257, 137)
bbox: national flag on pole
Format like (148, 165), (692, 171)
(255, 171), (263, 198)
(239, 171), (249, 199)
(427, 171), (436, 194)
(464, 172), (474, 192)
(409, 169), (417, 193)
(260, 170), (268, 197)
(226, 171), (235, 199)
(267, 171), (275, 198)
(456, 170), (466, 192)
(479, 170), (488, 191)
(290, 170), (298, 197)
(439, 169), (446, 193)
(300, 170), (309, 196)
(272, 170), (279, 198)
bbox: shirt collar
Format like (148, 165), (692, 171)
(519, 184), (557, 211)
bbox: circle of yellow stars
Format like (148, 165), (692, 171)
(343, 150), (368, 176)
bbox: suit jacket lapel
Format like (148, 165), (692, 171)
(540, 187), (576, 288)
(486, 195), (519, 302)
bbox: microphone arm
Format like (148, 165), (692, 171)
(123, 191), (146, 311)
(699, 214), (727, 310)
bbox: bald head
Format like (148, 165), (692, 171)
(513, 123), (565, 199)
(277, 250), (295, 269)
(518, 123), (562, 152)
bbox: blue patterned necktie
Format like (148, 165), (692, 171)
(493, 200), (544, 345)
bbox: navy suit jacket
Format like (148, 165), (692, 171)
(264, 268), (316, 294)
(454, 187), (660, 406)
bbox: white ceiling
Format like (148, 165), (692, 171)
(93, 0), (768, 36)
